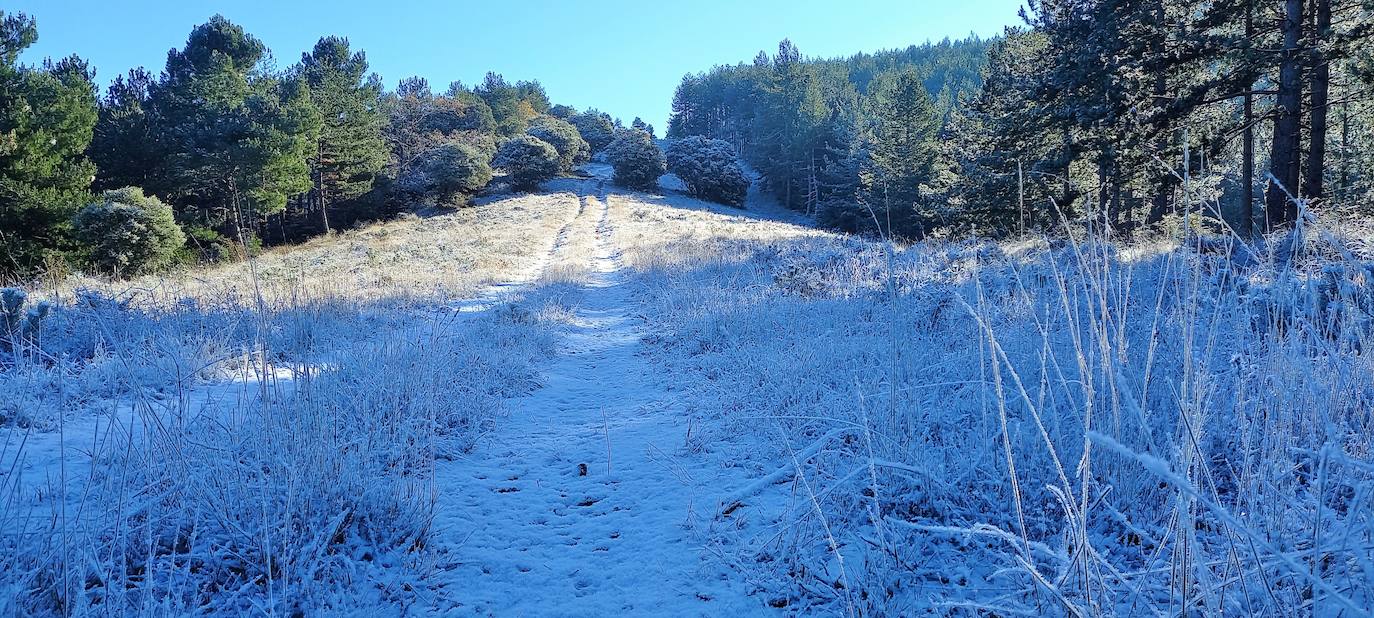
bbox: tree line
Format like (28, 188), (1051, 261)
(0, 12), (631, 279)
(668, 2), (1374, 240)
(667, 36), (990, 237)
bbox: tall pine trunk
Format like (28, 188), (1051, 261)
(1266, 0), (1305, 228)
(1302, 0), (1331, 202)
(315, 141), (331, 234)
(1062, 127), (1074, 213)
(1147, 0), (1172, 225)
(1339, 93), (1350, 200)
(1241, 0), (1255, 236)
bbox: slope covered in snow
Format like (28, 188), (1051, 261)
(4, 169), (1373, 616)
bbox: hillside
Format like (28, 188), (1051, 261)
(3, 3), (1373, 615)
(6, 165), (1374, 614)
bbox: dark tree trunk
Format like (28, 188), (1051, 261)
(1097, 152), (1109, 230)
(316, 142), (331, 234)
(1110, 174), (1122, 233)
(318, 187), (331, 234)
(1339, 94), (1350, 200)
(1147, 0), (1173, 226)
(1146, 130), (1175, 224)
(1123, 189), (1138, 237)
(1266, 0), (1305, 229)
(1302, 0), (1332, 202)
(1241, 0), (1255, 236)
(1062, 127), (1074, 212)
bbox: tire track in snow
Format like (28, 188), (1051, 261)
(445, 193), (585, 315)
(425, 191), (762, 616)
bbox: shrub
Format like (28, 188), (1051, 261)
(568, 109), (617, 152)
(494, 136), (561, 191)
(1, 287), (49, 353)
(73, 187), (185, 277)
(527, 117), (590, 172)
(549, 104), (577, 119)
(665, 136), (750, 206)
(606, 129), (666, 191)
(424, 92), (496, 135)
(180, 225), (234, 264)
(420, 143), (493, 204)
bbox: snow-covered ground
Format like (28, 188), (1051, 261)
(426, 191), (762, 615)
(4, 171), (1374, 616)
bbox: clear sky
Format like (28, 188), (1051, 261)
(10, 0), (1028, 131)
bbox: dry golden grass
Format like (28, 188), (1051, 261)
(537, 194), (605, 285)
(52, 192), (582, 309)
(604, 190), (826, 271)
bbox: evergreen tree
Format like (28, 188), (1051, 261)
(495, 135), (560, 191)
(385, 76), (435, 179)
(864, 68), (941, 238)
(606, 129), (665, 190)
(569, 108), (617, 152)
(438, 82), (496, 134)
(515, 80), (550, 114)
(665, 136), (749, 206)
(475, 72), (536, 136)
(419, 142), (491, 204)
(549, 104), (577, 119)
(149, 15), (319, 242)
(751, 40), (828, 210)
(0, 11), (98, 277)
(666, 35), (990, 225)
(298, 36), (388, 232)
(631, 116), (655, 138)
(89, 68), (158, 192)
(951, 29), (1067, 236)
(527, 116), (590, 172)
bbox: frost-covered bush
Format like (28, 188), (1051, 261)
(73, 187), (186, 277)
(665, 136), (749, 206)
(0, 287), (48, 357)
(606, 130), (665, 191)
(494, 135), (561, 191)
(548, 103), (576, 119)
(527, 116), (590, 172)
(420, 142), (493, 205)
(568, 109), (617, 152)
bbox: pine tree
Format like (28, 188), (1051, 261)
(631, 117), (655, 139)
(752, 39), (827, 210)
(865, 68), (941, 238)
(298, 36), (388, 232)
(0, 11), (98, 277)
(1267, 0), (1306, 226)
(952, 28), (1068, 236)
(438, 82), (496, 134)
(569, 109), (617, 152)
(385, 76), (435, 179)
(89, 68), (158, 192)
(515, 80), (550, 114)
(149, 15), (318, 243)
(476, 72), (535, 137)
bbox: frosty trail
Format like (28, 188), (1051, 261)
(11, 163), (1362, 616)
(426, 188), (761, 615)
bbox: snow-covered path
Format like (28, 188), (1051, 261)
(426, 191), (760, 616)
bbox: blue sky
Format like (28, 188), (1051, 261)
(11, 0), (1028, 130)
